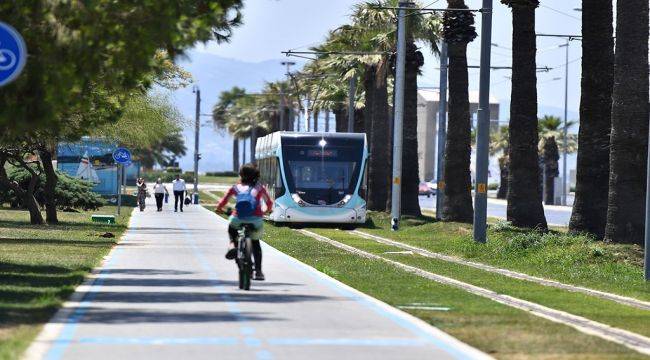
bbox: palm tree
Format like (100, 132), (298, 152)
(213, 87), (246, 172)
(604, 0), (648, 245)
(440, 0), (476, 223)
(537, 115), (577, 205)
(569, 1), (614, 239)
(489, 126), (509, 199)
(501, 0), (547, 230)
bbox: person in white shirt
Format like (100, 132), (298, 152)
(152, 178), (168, 212)
(172, 175), (187, 212)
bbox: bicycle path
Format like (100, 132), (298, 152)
(24, 197), (489, 360)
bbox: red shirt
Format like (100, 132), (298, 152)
(217, 183), (273, 217)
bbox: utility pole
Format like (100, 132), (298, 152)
(192, 85), (201, 204)
(472, 0), (493, 243)
(561, 39), (569, 206)
(280, 61), (295, 131)
(436, 42), (448, 220)
(347, 76), (356, 132)
(325, 110), (330, 132)
(390, 1), (411, 231)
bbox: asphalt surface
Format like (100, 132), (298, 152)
(419, 195), (574, 226)
(25, 197), (489, 360)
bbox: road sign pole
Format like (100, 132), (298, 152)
(390, 2), (411, 231)
(473, 0), (493, 243)
(436, 41), (448, 220)
(562, 39), (570, 206)
(117, 163), (122, 216)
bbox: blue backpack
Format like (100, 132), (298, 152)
(235, 185), (258, 218)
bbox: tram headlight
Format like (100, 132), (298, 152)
(337, 195), (352, 207)
(291, 193), (306, 207)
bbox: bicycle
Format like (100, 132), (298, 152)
(224, 208), (254, 291)
(0, 46), (17, 71)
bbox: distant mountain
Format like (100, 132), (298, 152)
(171, 50), (303, 172)
(172, 51), (580, 173)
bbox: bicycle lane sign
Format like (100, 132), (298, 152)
(0, 22), (27, 87)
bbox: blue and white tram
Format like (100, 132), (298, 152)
(255, 132), (368, 224)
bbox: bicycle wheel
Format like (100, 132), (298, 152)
(242, 237), (253, 290)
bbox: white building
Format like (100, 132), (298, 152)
(417, 88), (500, 182)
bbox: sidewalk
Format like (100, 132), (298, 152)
(24, 198), (489, 360)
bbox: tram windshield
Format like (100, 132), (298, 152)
(281, 135), (364, 205)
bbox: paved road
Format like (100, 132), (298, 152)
(25, 198), (488, 360)
(419, 195), (573, 226)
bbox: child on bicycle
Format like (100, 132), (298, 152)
(216, 163), (273, 281)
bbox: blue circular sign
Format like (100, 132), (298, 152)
(112, 148), (131, 164)
(0, 22), (27, 87)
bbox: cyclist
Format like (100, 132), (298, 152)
(216, 163), (272, 281)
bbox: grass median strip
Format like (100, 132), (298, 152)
(351, 229), (650, 311)
(299, 229), (650, 356)
(0, 206), (132, 360)
(259, 223), (645, 359)
(360, 212), (649, 301)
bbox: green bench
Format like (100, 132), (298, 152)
(91, 214), (116, 224)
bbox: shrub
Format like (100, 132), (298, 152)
(205, 171), (238, 177)
(0, 167), (104, 210)
(141, 170), (193, 183)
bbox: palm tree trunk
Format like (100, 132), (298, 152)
(363, 66), (375, 141)
(232, 138), (239, 172)
(334, 105), (347, 132)
(442, 37), (473, 223)
(542, 137), (559, 205)
(604, 0), (649, 244)
(325, 110), (330, 132)
(506, 3), (547, 230)
(497, 155), (509, 199)
(401, 39), (422, 217)
(569, 0), (614, 238)
(354, 108), (365, 133)
(366, 63), (391, 212)
(313, 110), (319, 132)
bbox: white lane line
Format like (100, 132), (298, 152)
(352, 230), (650, 311)
(297, 229), (650, 356)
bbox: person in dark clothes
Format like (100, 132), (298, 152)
(172, 174), (186, 212)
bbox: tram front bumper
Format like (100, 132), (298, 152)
(274, 206), (365, 224)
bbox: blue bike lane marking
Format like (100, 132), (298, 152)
(44, 248), (124, 360)
(177, 217), (274, 360)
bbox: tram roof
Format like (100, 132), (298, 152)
(255, 131), (366, 159)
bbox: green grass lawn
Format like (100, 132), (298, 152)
(0, 206), (132, 360)
(355, 212), (649, 301)
(198, 175), (238, 185)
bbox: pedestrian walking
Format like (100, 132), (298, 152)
(172, 174), (187, 212)
(136, 178), (147, 212)
(153, 178), (168, 212)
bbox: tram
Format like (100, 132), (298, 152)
(255, 132), (368, 224)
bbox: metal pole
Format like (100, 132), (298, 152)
(347, 76), (357, 132)
(193, 87), (200, 204)
(117, 163), (122, 215)
(325, 110), (330, 132)
(562, 39), (569, 206)
(279, 92), (286, 131)
(390, 2), (410, 231)
(251, 119), (257, 163)
(472, 0), (493, 243)
(436, 41), (448, 220)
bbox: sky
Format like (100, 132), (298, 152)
(193, 0), (585, 113)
